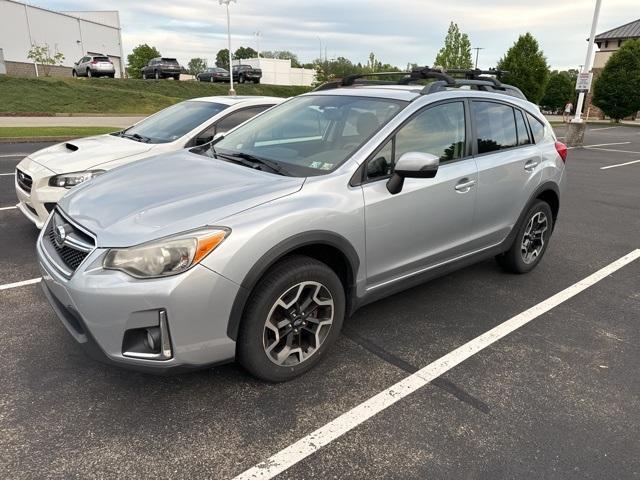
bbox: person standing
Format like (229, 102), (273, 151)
(563, 101), (574, 123)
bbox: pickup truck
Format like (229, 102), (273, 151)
(232, 64), (262, 84)
(141, 57), (182, 80)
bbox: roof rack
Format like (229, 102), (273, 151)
(313, 66), (526, 100)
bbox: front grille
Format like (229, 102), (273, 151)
(16, 168), (32, 194)
(43, 211), (95, 275)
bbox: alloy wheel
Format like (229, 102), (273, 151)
(263, 281), (334, 366)
(521, 211), (548, 264)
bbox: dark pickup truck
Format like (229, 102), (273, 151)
(141, 57), (182, 80)
(232, 64), (262, 84)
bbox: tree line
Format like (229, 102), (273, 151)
(126, 23), (640, 121)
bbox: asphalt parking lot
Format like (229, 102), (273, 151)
(1, 125), (639, 479)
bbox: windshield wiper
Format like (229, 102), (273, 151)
(117, 131), (150, 143)
(217, 151), (289, 176)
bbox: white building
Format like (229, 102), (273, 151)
(0, 0), (125, 77)
(234, 58), (315, 86)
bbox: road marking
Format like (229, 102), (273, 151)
(601, 159), (640, 170)
(568, 141), (630, 150)
(0, 277), (42, 291)
(0, 206), (17, 211)
(0, 154), (28, 158)
(233, 249), (640, 480)
(589, 126), (618, 131)
(586, 147), (640, 155)
(0, 172), (15, 176)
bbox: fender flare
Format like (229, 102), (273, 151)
(226, 230), (360, 340)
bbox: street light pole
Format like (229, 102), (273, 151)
(219, 0), (236, 95)
(317, 36), (322, 61)
(473, 47), (484, 69)
(573, 0), (602, 122)
(254, 30), (262, 58)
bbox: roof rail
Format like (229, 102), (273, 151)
(312, 66), (526, 100)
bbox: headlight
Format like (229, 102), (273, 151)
(103, 228), (230, 278)
(49, 170), (105, 188)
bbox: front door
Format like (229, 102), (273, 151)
(362, 101), (478, 290)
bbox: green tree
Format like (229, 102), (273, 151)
(27, 44), (65, 77)
(216, 48), (230, 69)
(541, 70), (576, 112)
(234, 46), (257, 60)
(261, 50), (302, 67)
(127, 44), (160, 79)
(187, 57), (207, 76)
(497, 33), (550, 103)
(434, 22), (473, 69)
(593, 39), (640, 121)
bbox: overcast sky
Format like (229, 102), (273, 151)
(40, 0), (637, 70)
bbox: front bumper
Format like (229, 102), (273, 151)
(15, 157), (65, 229)
(37, 219), (240, 374)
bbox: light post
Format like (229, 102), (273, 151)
(317, 36), (322, 61)
(566, 0), (602, 146)
(472, 47), (484, 69)
(254, 30), (262, 58)
(219, 0), (236, 95)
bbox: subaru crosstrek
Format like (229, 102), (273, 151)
(37, 68), (567, 382)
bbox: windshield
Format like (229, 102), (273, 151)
(213, 95), (406, 176)
(120, 101), (228, 144)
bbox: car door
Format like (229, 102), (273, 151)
(361, 100), (478, 288)
(471, 100), (542, 246)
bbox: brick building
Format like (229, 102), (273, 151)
(585, 18), (640, 119)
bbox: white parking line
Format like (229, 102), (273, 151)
(0, 206), (17, 211)
(0, 277), (41, 291)
(233, 249), (640, 480)
(589, 126), (619, 131)
(568, 141), (630, 150)
(0, 172), (15, 176)
(586, 147), (640, 155)
(601, 159), (640, 170)
(0, 154), (28, 158)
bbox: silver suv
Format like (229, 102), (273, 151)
(37, 68), (567, 381)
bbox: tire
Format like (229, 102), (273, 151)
(239, 74), (246, 84)
(237, 255), (345, 382)
(496, 200), (554, 274)
(72, 70), (77, 77)
(173, 74), (180, 81)
(155, 70), (160, 80)
(253, 78), (260, 84)
(87, 69), (92, 78)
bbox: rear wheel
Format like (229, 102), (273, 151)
(173, 74), (180, 81)
(237, 255), (345, 382)
(496, 200), (553, 274)
(253, 78), (260, 84)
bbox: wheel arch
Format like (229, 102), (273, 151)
(226, 231), (360, 341)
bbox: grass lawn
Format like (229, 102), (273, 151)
(0, 76), (312, 115)
(0, 126), (120, 138)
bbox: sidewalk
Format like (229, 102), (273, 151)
(545, 114), (640, 126)
(0, 116), (145, 128)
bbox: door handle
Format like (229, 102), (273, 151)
(524, 160), (540, 172)
(454, 179), (476, 192)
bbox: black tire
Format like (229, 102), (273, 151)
(237, 255), (345, 382)
(72, 70), (77, 77)
(173, 74), (180, 81)
(253, 78), (260, 84)
(496, 200), (554, 274)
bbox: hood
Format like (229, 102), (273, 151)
(58, 149), (305, 247)
(29, 134), (155, 174)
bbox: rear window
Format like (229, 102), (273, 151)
(162, 58), (179, 64)
(527, 113), (546, 144)
(93, 56), (110, 62)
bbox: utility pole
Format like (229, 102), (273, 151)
(473, 47), (484, 69)
(566, 0), (602, 146)
(219, 0), (236, 95)
(254, 31), (262, 58)
(317, 36), (322, 61)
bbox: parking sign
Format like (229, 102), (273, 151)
(575, 72), (593, 92)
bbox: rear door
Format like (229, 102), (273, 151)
(362, 100), (478, 288)
(471, 100), (542, 246)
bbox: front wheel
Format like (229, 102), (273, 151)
(496, 200), (553, 274)
(237, 255), (345, 382)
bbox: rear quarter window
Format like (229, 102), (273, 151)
(526, 113), (546, 144)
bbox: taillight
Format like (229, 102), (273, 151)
(555, 141), (568, 163)
(91, 60), (97, 64)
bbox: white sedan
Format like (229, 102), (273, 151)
(15, 95), (283, 228)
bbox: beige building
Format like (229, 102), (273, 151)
(586, 18), (640, 119)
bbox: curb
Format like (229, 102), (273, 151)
(0, 136), (81, 144)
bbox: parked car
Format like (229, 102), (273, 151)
(232, 64), (262, 84)
(197, 67), (230, 83)
(72, 55), (115, 78)
(15, 96), (282, 228)
(37, 68), (566, 382)
(141, 57), (182, 80)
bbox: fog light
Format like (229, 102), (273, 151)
(122, 310), (173, 360)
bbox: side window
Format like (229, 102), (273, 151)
(395, 102), (466, 162)
(473, 101), (518, 153)
(215, 106), (271, 134)
(515, 110), (531, 146)
(366, 102), (466, 181)
(527, 113), (546, 144)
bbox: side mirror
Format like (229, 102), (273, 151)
(386, 152), (439, 195)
